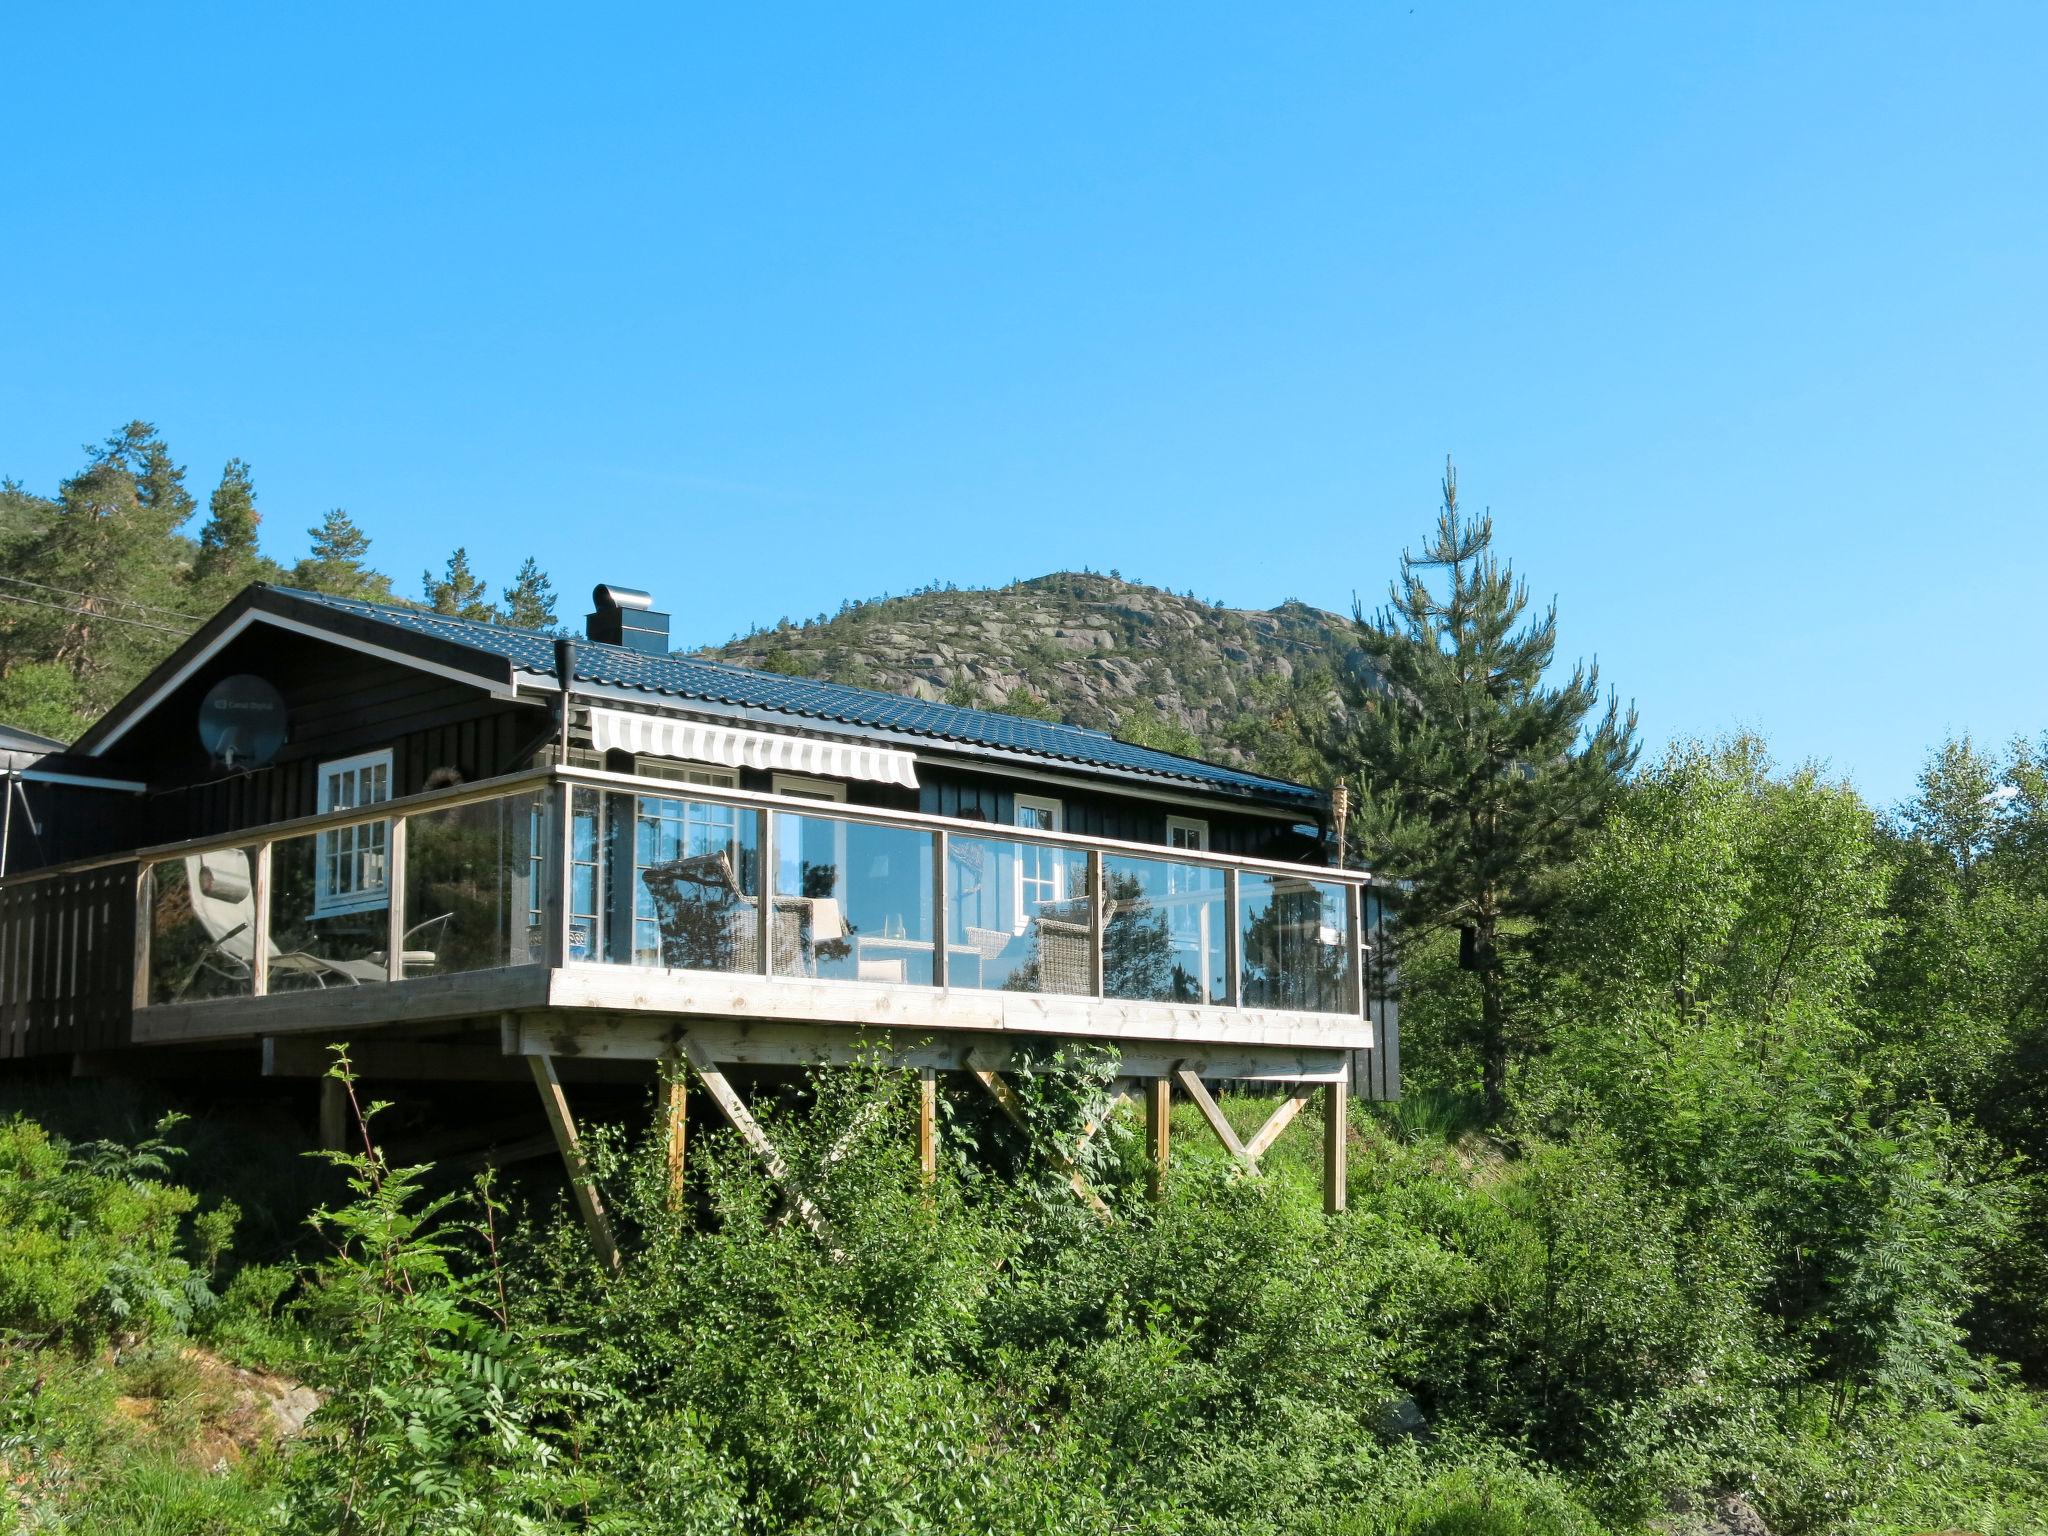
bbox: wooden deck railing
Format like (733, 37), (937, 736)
(1, 766), (1391, 1068)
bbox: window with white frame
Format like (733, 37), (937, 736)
(315, 749), (393, 917)
(1012, 794), (1064, 930)
(1163, 815), (1212, 947)
(629, 764), (740, 965)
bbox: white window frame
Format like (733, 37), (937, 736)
(628, 763), (741, 966)
(1012, 794), (1064, 931)
(314, 749), (394, 918)
(772, 773), (848, 802)
(637, 756), (738, 789)
(1165, 814), (1210, 852)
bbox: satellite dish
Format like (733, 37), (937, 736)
(199, 675), (287, 769)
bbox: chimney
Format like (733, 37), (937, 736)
(585, 584), (672, 655)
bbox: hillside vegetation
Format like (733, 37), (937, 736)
(3, 429), (2047, 1533)
(694, 571), (1369, 778)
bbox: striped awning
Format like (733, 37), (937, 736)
(588, 707), (920, 789)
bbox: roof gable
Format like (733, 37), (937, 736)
(75, 583), (1320, 805)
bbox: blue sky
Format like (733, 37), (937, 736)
(3, 3), (2043, 807)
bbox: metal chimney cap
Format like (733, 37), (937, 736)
(591, 584), (654, 612)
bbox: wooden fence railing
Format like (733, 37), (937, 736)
(0, 860), (137, 1059)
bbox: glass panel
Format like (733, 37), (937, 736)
(942, 834), (1092, 994)
(610, 788), (760, 971)
(267, 833), (390, 990)
(403, 792), (546, 974)
(1101, 853), (1226, 1004)
(570, 786), (601, 961)
(146, 852), (256, 1004)
(770, 812), (934, 983)
(1238, 872), (1351, 1013)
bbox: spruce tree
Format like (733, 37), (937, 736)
(292, 509), (394, 600)
(192, 458), (263, 596)
(501, 556), (558, 630)
(423, 548), (498, 622)
(1336, 460), (1636, 1121)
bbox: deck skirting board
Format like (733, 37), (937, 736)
(546, 964), (1373, 1052)
(514, 1015), (1351, 1084)
(128, 961), (1373, 1060)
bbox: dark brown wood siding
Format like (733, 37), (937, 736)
(0, 861), (136, 1059)
(914, 764), (1322, 862)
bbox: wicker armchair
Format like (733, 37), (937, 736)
(640, 851), (810, 974)
(1024, 896), (1116, 996)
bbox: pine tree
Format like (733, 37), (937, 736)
(424, 548), (498, 623)
(292, 510), (394, 600)
(1335, 459), (1636, 1120)
(192, 458), (263, 595)
(0, 422), (196, 721)
(500, 557), (558, 630)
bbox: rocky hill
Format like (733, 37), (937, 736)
(688, 572), (1375, 781)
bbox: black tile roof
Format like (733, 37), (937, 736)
(277, 587), (1319, 805)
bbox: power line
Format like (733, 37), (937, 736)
(0, 572), (199, 621)
(0, 591), (194, 637)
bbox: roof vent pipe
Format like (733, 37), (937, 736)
(585, 584), (672, 655)
(553, 636), (578, 763)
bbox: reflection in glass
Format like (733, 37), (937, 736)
(1238, 872), (1351, 1013)
(1101, 854), (1226, 1004)
(403, 793), (545, 974)
(942, 835), (1093, 994)
(147, 854), (256, 1004)
(773, 813), (934, 982)
(266, 834), (393, 991)
(620, 791), (760, 972)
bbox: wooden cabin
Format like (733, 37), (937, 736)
(0, 583), (1396, 1225)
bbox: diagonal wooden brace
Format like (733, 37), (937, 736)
(1243, 1086), (1316, 1165)
(529, 1053), (622, 1274)
(1174, 1063), (1255, 1171)
(966, 1049), (1113, 1219)
(678, 1033), (838, 1250)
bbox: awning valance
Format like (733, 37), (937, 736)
(588, 707), (920, 789)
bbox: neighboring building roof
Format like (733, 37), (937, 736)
(270, 587), (1320, 805)
(0, 723), (64, 754)
(1, 721), (65, 776)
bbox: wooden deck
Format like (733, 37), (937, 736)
(3, 764), (1397, 1100)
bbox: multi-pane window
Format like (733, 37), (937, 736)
(314, 750), (392, 917)
(1012, 795), (1064, 929)
(1163, 815), (1211, 943)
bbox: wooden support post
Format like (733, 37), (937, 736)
(661, 1055), (687, 1210)
(678, 1033), (836, 1247)
(757, 808), (777, 977)
(250, 842), (272, 997)
(1174, 1063), (1254, 1170)
(132, 863), (153, 1010)
(547, 781), (575, 968)
(1323, 1074), (1348, 1215)
(930, 830), (948, 990)
(918, 1065), (937, 1181)
(529, 1052), (622, 1273)
(1146, 1075), (1171, 1201)
(318, 1071), (349, 1153)
(1085, 848), (1105, 996)
(384, 816), (409, 983)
